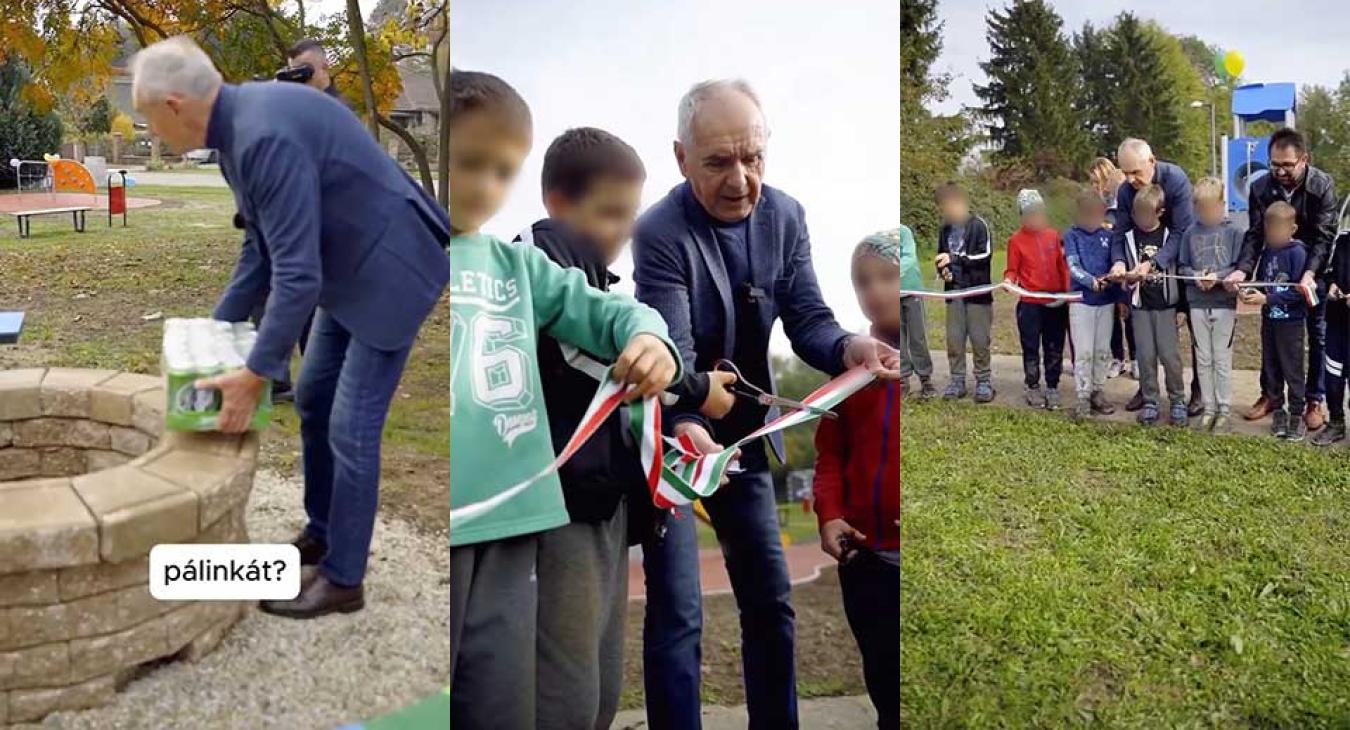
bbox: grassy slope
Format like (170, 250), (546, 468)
(0, 185), (448, 532)
(901, 400), (1350, 727)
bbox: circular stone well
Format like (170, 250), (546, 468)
(0, 368), (259, 725)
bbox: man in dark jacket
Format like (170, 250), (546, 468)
(632, 79), (900, 730)
(1228, 129), (1340, 427)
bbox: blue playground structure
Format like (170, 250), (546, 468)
(1223, 82), (1297, 214)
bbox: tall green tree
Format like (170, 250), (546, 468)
(902, 0), (973, 244)
(1073, 21), (1115, 158)
(0, 58), (64, 189)
(1300, 77), (1350, 199)
(973, 0), (1086, 178)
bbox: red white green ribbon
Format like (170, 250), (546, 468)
(900, 282), (1083, 302)
(449, 365), (874, 530)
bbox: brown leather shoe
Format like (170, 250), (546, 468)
(1305, 401), (1326, 431)
(292, 531), (327, 566)
(1244, 395), (1274, 421)
(259, 572), (364, 619)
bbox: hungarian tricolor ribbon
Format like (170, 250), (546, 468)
(900, 281), (1083, 302)
(449, 365), (873, 530)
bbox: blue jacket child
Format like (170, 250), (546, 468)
(1259, 240), (1309, 321)
(1062, 224), (1121, 306)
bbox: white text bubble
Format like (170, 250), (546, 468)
(149, 544), (301, 600)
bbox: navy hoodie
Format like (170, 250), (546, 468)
(1062, 224), (1121, 306)
(1259, 240), (1309, 321)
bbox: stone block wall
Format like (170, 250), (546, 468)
(0, 369), (260, 725)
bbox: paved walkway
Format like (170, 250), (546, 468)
(918, 350), (1316, 440)
(611, 695), (877, 729)
(627, 543), (836, 600)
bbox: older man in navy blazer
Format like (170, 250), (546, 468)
(132, 37), (449, 618)
(633, 79), (900, 730)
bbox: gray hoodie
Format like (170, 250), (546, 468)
(1175, 221), (1243, 309)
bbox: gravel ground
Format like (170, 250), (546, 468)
(21, 470), (450, 730)
(611, 695), (879, 729)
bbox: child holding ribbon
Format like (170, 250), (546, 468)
(446, 71), (680, 728)
(813, 229), (901, 730)
(898, 222), (937, 399)
(1003, 188), (1070, 410)
(934, 182), (996, 403)
(1062, 189), (1122, 421)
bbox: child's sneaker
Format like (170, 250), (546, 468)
(1024, 386), (1045, 408)
(973, 379), (995, 403)
(1272, 410), (1289, 439)
(1072, 397), (1091, 422)
(1044, 389), (1062, 411)
(1196, 413), (1216, 431)
(1169, 402), (1189, 426)
(919, 379), (939, 400)
(1313, 421), (1346, 446)
(1136, 403), (1160, 425)
(1108, 359), (1123, 379)
(943, 379), (967, 400)
(1212, 414), (1233, 434)
(1287, 419), (1308, 443)
(1089, 391), (1115, 415)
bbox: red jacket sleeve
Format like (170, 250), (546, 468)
(812, 411), (847, 526)
(1003, 233), (1020, 283)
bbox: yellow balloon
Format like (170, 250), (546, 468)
(1224, 50), (1245, 78)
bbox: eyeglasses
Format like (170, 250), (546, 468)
(1269, 161), (1303, 171)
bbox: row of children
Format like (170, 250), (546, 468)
(448, 69), (901, 729)
(899, 176), (1325, 441)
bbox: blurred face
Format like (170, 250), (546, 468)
(938, 196), (969, 224)
(1195, 199), (1225, 227)
(1020, 209), (1048, 231)
(1265, 215), (1297, 247)
(546, 177), (643, 265)
(675, 92), (766, 223)
(1075, 201), (1106, 230)
(1132, 202), (1161, 233)
(852, 253), (902, 332)
(1118, 148), (1156, 190)
(446, 110), (530, 235)
(134, 91), (213, 154)
(1269, 143), (1308, 189)
(290, 47), (331, 91)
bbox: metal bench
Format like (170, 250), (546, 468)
(7, 206), (91, 238)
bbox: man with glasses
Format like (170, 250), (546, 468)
(1227, 129), (1340, 429)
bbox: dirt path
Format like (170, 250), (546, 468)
(626, 543), (837, 600)
(611, 695), (878, 729)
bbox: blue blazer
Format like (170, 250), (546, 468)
(632, 182), (851, 460)
(207, 82), (450, 380)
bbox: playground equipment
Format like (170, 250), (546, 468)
(1222, 82), (1297, 214)
(4, 157), (138, 237)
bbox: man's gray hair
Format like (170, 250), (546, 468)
(131, 36), (223, 104)
(1118, 137), (1153, 161)
(677, 78), (765, 144)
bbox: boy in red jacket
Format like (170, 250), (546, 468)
(1003, 188), (1071, 410)
(813, 230), (900, 730)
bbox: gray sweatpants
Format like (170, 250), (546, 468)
(946, 300), (992, 381)
(900, 296), (934, 381)
(1069, 302), (1114, 398)
(536, 500), (629, 730)
(450, 534), (538, 730)
(1132, 308), (1185, 408)
(1190, 307), (1237, 416)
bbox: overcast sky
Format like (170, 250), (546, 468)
(931, 0), (1350, 116)
(449, 0), (900, 354)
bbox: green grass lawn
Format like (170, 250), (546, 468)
(901, 400), (1350, 727)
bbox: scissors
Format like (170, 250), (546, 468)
(713, 359), (838, 419)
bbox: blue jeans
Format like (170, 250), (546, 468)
(642, 468), (797, 730)
(294, 309), (411, 587)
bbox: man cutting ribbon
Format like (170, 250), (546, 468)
(631, 78), (901, 730)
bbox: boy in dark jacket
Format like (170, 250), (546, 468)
(934, 182), (995, 402)
(814, 230), (901, 730)
(1240, 201), (1310, 441)
(1315, 227), (1350, 445)
(1108, 184), (1187, 426)
(1063, 189), (1121, 420)
(518, 127), (736, 729)
(1002, 188), (1070, 410)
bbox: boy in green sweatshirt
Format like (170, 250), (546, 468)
(446, 71), (680, 728)
(898, 223), (936, 398)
